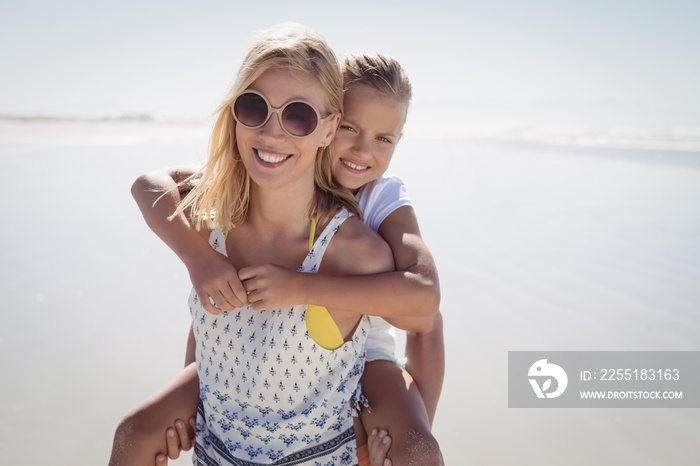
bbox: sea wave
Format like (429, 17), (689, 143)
(2, 116), (699, 154)
(407, 119), (700, 152)
(0, 116), (210, 146)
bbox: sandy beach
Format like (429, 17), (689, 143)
(0, 120), (698, 465)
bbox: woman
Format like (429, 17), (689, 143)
(118, 50), (445, 466)
(111, 23), (394, 465)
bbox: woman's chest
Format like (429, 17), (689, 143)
(223, 229), (309, 271)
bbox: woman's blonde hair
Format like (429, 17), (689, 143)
(175, 23), (360, 231)
(343, 52), (412, 113)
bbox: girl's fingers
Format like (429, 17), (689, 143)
(214, 290), (236, 312)
(228, 280), (249, 307)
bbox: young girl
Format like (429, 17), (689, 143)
(119, 51), (444, 466)
(111, 23), (400, 465)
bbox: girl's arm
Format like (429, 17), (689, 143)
(240, 204), (445, 426)
(240, 205), (440, 319)
(131, 166), (248, 313)
(361, 205), (444, 424)
(135, 166), (439, 319)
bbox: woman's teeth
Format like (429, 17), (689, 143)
(257, 150), (288, 164)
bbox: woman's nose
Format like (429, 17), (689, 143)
(260, 112), (286, 139)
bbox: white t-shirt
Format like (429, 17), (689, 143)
(356, 175), (411, 232)
(355, 175), (412, 362)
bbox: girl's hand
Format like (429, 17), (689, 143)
(188, 250), (248, 314)
(238, 264), (304, 311)
(368, 428), (393, 466)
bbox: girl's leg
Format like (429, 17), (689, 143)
(109, 363), (199, 466)
(360, 360), (443, 466)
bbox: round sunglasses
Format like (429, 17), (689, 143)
(231, 90), (334, 138)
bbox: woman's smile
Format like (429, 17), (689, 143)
(255, 148), (292, 166)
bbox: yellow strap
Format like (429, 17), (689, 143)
(308, 217), (317, 251)
(306, 217), (344, 350)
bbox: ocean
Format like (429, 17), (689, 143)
(1, 119), (698, 465)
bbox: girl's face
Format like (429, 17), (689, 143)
(236, 68), (339, 192)
(331, 85), (407, 193)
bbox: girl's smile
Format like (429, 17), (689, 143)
(331, 85), (407, 191)
(340, 158), (371, 173)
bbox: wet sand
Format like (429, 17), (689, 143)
(0, 121), (698, 465)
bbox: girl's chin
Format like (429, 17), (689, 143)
(341, 179), (366, 192)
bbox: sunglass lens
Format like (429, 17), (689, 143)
(281, 102), (318, 137)
(234, 93), (268, 127)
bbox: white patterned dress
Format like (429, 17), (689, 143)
(190, 209), (370, 465)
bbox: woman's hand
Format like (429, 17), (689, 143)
(368, 428), (393, 466)
(154, 417), (196, 465)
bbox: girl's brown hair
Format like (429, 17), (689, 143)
(343, 52), (412, 113)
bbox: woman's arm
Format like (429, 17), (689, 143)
(131, 165), (248, 312)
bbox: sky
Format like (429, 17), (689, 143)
(1, 0), (699, 136)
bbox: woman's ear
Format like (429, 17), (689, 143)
(319, 113), (341, 148)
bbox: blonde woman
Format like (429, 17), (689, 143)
(111, 24), (396, 465)
(118, 50), (444, 466)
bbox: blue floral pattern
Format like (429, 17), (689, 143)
(191, 209), (369, 465)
